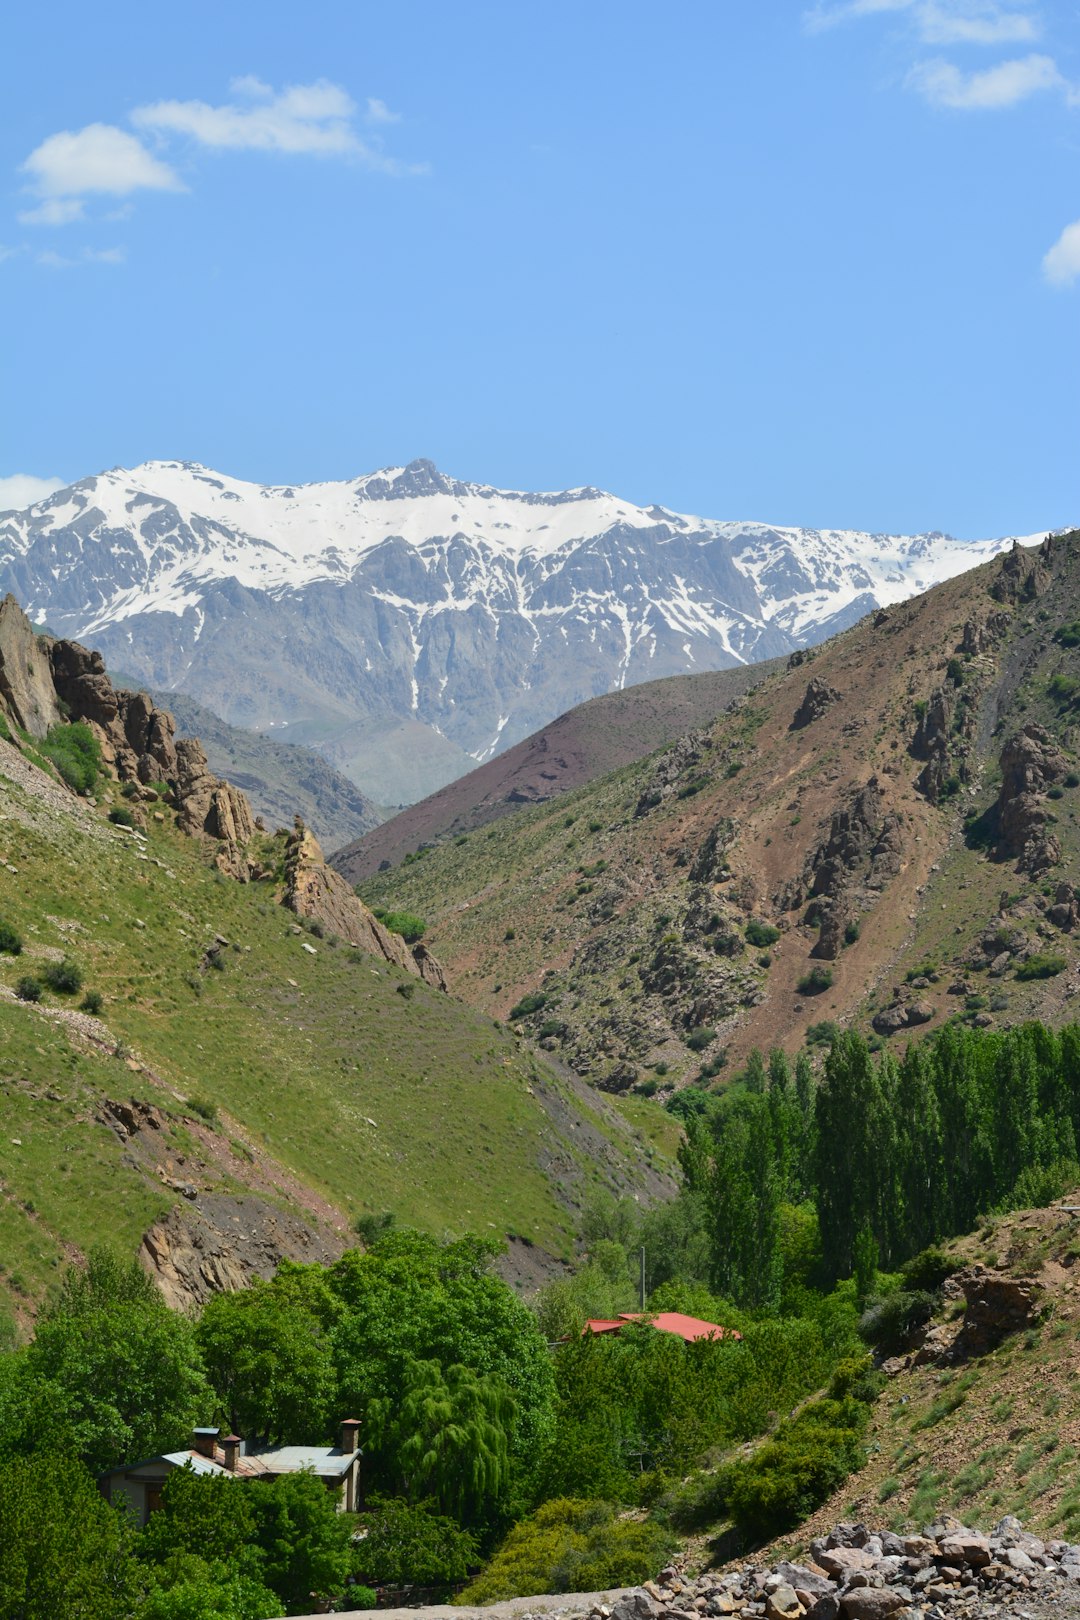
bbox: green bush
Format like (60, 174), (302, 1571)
(355, 1498), (477, 1587)
(40, 721), (102, 794)
(685, 1025), (717, 1052)
(43, 958), (83, 996)
(0, 923), (22, 956)
(372, 910), (427, 944)
(187, 1096), (220, 1127)
(14, 976), (42, 1003)
(79, 990), (104, 1016)
(797, 966), (833, 996)
(1054, 622), (1080, 648)
(805, 1020), (839, 1048)
(858, 1290), (935, 1354)
(898, 1246), (960, 1293)
(458, 1500), (674, 1604)
(745, 920), (781, 948)
(108, 805), (136, 828)
(721, 1397), (869, 1541)
(1016, 954), (1067, 981)
(844, 919), (861, 946)
(509, 992), (548, 1020)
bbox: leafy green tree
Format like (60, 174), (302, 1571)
(139, 1467), (259, 1571)
(369, 1357), (515, 1522)
(138, 1557), (279, 1620)
(328, 1232), (555, 1506)
(196, 1264), (341, 1446)
(458, 1498), (674, 1603)
(246, 1473), (357, 1615)
(0, 1454), (139, 1620)
(13, 1250), (208, 1474)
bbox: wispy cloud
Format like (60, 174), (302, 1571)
(0, 474), (65, 509)
(365, 97), (401, 126)
(37, 244), (126, 269)
(1044, 220), (1080, 286)
(804, 0), (1041, 42)
(908, 51), (1065, 106)
(132, 77), (424, 174)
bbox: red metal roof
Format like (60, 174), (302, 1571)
(583, 1312), (741, 1342)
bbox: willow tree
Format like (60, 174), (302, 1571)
(369, 1357), (515, 1525)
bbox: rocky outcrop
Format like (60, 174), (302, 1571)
(0, 593), (62, 738)
(48, 636), (179, 784)
(951, 1265), (1043, 1358)
(990, 537), (1051, 604)
(778, 779), (903, 960)
(961, 611), (1011, 656)
(791, 676), (840, 730)
(991, 724), (1067, 873)
(141, 1192), (346, 1311)
(634, 731), (712, 817)
(173, 736), (256, 877)
(282, 821), (447, 988)
(872, 998), (935, 1036)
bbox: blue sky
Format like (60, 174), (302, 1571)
(2, 0), (1078, 537)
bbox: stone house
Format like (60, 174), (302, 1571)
(99, 1420), (363, 1524)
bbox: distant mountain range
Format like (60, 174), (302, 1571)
(0, 458), (1043, 803)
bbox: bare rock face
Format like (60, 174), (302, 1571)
(0, 593), (62, 738)
(282, 820), (447, 987)
(173, 736), (256, 877)
(990, 537), (1051, 604)
(784, 778), (904, 960)
(791, 676), (841, 730)
(952, 1264), (1043, 1358)
(141, 1192), (347, 1311)
(993, 723), (1067, 873)
(961, 611), (1011, 656)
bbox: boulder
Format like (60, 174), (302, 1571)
(838, 1591), (906, 1620)
(792, 677), (841, 730)
(765, 1585), (804, 1620)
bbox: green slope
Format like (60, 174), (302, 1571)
(0, 744), (673, 1323)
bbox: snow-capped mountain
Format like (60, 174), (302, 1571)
(0, 458), (1040, 804)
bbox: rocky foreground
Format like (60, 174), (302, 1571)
(602, 1518), (1080, 1620)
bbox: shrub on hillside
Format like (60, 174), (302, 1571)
(1016, 954), (1067, 981)
(858, 1290), (936, 1354)
(108, 806), (135, 829)
(80, 990), (104, 1016)
(373, 909), (426, 943)
(509, 992), (547, 1020)
(14, 976), (42, 1003)
(797, 966), (833, 996)
(720, 1397), (869, 1541)
(458, 1499), (674, 1604)
(898, 1246), (959, 1293)
(0, 923), (22, 956)
(745, 920), (780, 948)
(685, 1025), (717, 1052)
(43, 959), (83, 996)
(40, 721), (101, 795)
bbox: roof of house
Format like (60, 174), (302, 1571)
(583, 1311), (741, 1342)
(102, 1441), (359, 1483)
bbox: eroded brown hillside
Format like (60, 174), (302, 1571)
(360, 534), (1080, 1091)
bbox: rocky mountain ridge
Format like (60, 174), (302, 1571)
(0, 459), (1042, 804)
(358, 534), (1080, 1090)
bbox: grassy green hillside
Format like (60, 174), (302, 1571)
(0, 740), (674, 1327)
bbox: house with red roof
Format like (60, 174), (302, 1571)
(582, 1311), (740, 1342)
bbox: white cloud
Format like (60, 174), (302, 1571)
(804, 1), (1040, 43)
(21, 123), (183, 202)
(37, 244), (126, 269)
(908, 51), (1064, 106)
(365, 97), (401, 125)
(131, 78), (420, 172)
(0, 474), (65, 510)
(17, 197), (86, 226)
(1043, 219), (1080, 286)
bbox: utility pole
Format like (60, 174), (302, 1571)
(640, 1246), (646, 1311)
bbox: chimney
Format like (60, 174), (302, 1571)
(192, 1427), (219, 1460)
(222, 1434), (242, 1472)
(340, 1418), (361, 1455)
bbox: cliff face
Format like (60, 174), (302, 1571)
(283, 821), (447, 989)
(0, 593), (257, 879)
